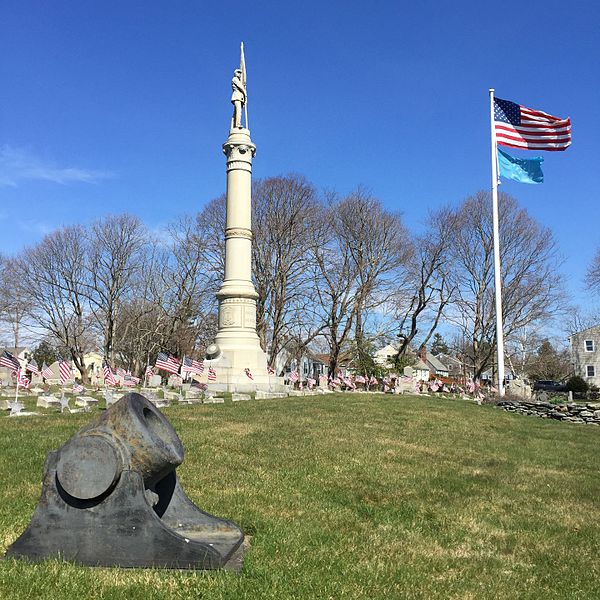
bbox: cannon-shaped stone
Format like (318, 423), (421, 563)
(5, 392), (245, 570)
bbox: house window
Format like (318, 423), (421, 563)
(585, 340), (595, 352)
(586, 365), (595, 377)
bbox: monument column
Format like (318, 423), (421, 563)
(213, 44), (267, 376)
(215, 129), (261, 348)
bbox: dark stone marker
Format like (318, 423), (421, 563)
(5, 392), (245, 570)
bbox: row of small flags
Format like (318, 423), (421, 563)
(151, 352), (276, 384)
(1, 350), (71, 387)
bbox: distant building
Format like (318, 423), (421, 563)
(436, 353), (464, 380)
(425, 352), (449, 378)
(569, 324), (600, 388)
(374, 344), (399, 368)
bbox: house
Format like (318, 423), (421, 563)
(412, 359), (430, 382)
(436, 353), (464, 380)
(425, 352), (449, 378)
(74, 351), (104, 383)
(374, 344), (399, 368)
(569, 324), (600, 388)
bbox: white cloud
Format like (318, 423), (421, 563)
(0, 145), (113, 187)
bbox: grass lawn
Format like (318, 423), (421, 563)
(0, 393), (599, 599)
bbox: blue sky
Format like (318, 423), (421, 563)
(1, 1), (598, 310)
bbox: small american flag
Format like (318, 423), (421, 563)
(26, 359), (41, 376)
(73, 382), (85, 394)
(354, 374), (366, 384)
(16, 369), (30, 389)
(369, 376), (378, 385)
(127, 372), (140, 384)
(208, 366), (217, 381)
(307, 377), (316, 389)
(155, 352), (181, 375)
(0, 351), (20, 372)
(244, 367), (254, 380)
(182, 356), (204, 376)
(41, 362), (53, 380)
(59, 360), (71, 385)
(116, 367), (126, 378)
(103, 361), (117, 386)
(123, 374), (137, 387)
(289, 370), (299, 383)
(267, 365), (275, 375)
(494, 97), (571, 151)
(145, 365), (154, 379)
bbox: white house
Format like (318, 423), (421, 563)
(569, 324), (600, 388)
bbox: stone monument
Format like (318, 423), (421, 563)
(207, 44), (283, 393)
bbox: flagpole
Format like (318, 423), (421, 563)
(14, 372), (20, 405)
(489, 88), (506, 396)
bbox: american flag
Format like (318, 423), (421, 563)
(181, 356), (204, 376)
(41, 362), (53, 380)
(267, 365), (275, 375)
(145, 365), (154, 379)
(123, 374), (137, 387)
(16, 369), (30, 389)
(354, 374), (366, 384)
(155, 352), (181, 375)
(59, 360), (71, 385)
(307, 377), (316, 389)
(494, 97), (571, 151)
(26, 359), (41, 376)
(126, 372), (140, 384)
(116, 367), (126, 378)
(369, 376), (378, 385)
(289, 370), (299, 383)
(0, 351), (20, 372)
(103, 361), (117, 386)
(208, 366), (217, 381)
(244, 367), (254, 380)
(73, 382), (85, 394)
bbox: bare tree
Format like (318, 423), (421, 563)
(0, 255), (31, 348)
(252, 175), (323, 364)
(394, 209), (456, 364)
(446, 191), (564, 379)
(16, 227), (93, 383)
(334, 189), (412, 358)
(586, 248), (600, 292)
(86, 214), (148, 365)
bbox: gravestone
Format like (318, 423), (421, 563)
(149, 375), (162, 387)
(75, 396), (99, 409)
(36, 395), (61, 409)
(231, 393), (250, 402)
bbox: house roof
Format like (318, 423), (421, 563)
(426, 352), (448, 372)
(0, 347), (28, 357)
(568, 324), (600, 338)
(437, 353), (462, 367)
(414, 359), (430, 371)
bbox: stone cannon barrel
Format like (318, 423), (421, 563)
(56, 392), (184, 501)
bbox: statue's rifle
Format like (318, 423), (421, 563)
(240, 42), (248, 128)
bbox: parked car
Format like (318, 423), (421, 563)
(532, 380), (567, 392)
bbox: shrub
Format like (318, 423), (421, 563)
(566, 376), (588, 394)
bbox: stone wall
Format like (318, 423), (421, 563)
(497, 399), (600, 425)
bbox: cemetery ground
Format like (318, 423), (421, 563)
(0, 393), (598, 600)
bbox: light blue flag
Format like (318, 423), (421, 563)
(497, 147), (544, 184)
